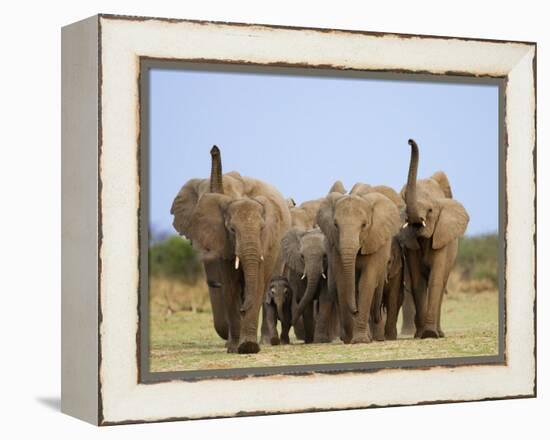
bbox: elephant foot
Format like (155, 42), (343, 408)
(237, 341), (260, 354)
(420, 325), (439, 339)
(385, 328), (398, 341)
(280, 337), (290, 345)
(314, 334), (331, 344)
(270, 336), (281, 346)
(351, 336), (373, 344)
(226, 340), (239, 353)
(351, 331), (373, 344)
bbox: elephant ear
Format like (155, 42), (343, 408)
(255, 195), (281, 253)
(188, 193), (233, 259)
(431, 171), (453, 198)
(170, 179), (204, 238)
(329, 180), (347, 194)
(316, 193), (342, 247)
(432, 198), (469, 249)
(349, 182), (372, 197)
(359, 193), (400, 255)
(281, 228), (305, 274)
(371, 185), (405, 211)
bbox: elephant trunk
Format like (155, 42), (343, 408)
(275, 301), (285, 322)
(405, 139), (420, 223)
(239, 243), (261, 313)
(340, 246), (358, 315)
(209, 145), (224, 194)
(293, 265), (322, 325)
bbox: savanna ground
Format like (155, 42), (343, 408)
(148, 234), (499, 372)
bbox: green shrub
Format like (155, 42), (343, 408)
(149, 235), (203, 283)
(456, 234), (498, 287)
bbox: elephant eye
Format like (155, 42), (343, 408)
(361, 222), (367, 228)
(334, 221), (339, 228)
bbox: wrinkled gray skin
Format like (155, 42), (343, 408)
(317, 182), (401, 344)
(263, 276), (293, 345)
(171, 146), (291, 354)
(401, 139), (469, 338)
(281, 228), (338, 343)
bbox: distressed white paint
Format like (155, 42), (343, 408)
(98, 16), (535, 423)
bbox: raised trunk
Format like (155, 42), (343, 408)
(341, 250), (358, 315)
(406, 139), (420, 222)
(293, 268), (322, 324)
(209, 145), (224, 194)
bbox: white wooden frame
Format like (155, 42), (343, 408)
(61, 14), (536, 425)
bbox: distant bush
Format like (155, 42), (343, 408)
(149, 235), (203, 283)
(455, 233), (498, 290)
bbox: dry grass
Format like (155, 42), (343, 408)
(149, 279), (499, 372)
(150, 277), (211, 318)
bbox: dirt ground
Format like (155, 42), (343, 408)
(149, 289), (499, 372)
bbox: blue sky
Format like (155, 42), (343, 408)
(148, 67), (499, 237)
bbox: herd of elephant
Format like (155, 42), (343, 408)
(170, 139), (470, 354)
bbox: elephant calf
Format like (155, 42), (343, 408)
(263, 276), (293, 345)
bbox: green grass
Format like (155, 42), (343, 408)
(149, 290), (499, 372)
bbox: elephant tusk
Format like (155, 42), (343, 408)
(260, 255), (264, 261)
(402, 222), (408, 229)
(321, 273), (327, 279)
(301, 273), (306, 280)
(234, 256), (240, 270)
(422, 220), (426, 228)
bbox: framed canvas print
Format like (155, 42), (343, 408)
(61, 14), (536, 425)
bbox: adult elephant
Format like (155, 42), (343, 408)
(281, 228), (338, 343)
(345, 183), (406, 341)
(317, 184), (401, 344)
(171, 146), (291, 353)
(400, 139), (469, 338)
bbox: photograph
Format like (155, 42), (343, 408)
(143, 63), (501, 375)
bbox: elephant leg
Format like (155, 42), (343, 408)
(291, 293), (305, 340)
(332, 259), (354, 343)
(280, 308), (291, 345)
(371, 313), (386, 342)
(293, 317), (305, 340)
(371, 283), (386, 342)
(219, 261), (242, 353)
(406, 249), (427, 338)
(237, 264), (266, 354)
(436, 273), (451, 338)
(314, 285), (332, 343)
(261, 303), (280, 345)
(385, 270), (403, 340)
(351, 269), (377, 344)
(421, 248), (448, 339)
(204, 261), (229, 340)
(303, 303), (315, 344)
(400, 288), (416, 336)
(328, 301), (340, 341)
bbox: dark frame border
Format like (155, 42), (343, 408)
(138, 60), (507, 383)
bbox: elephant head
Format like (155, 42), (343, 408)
(265, 276), (292, 320)
(402, 139), (469, 249)
(281, 228), (328, 323)
(171, 146), (278, 313)
(317, 192), (400, 315)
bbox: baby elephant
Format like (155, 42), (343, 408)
(263, 276), (293, 345)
